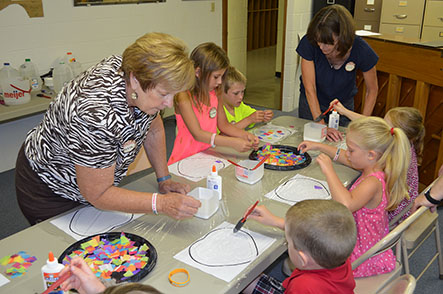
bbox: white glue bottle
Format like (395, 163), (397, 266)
(41, 251), (64, 294)
(328, 110), (340, 130)
(207, 165), (222, 200)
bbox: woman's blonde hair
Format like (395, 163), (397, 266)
(102, 283), (162, 294)
(348, 117), (411, 210)
(121, 32), (195, 93)
(221, 66), (247, 94)
(385, 107), (425, 164)
(307, 4), (355, 58)
(189, 42), (229, 111)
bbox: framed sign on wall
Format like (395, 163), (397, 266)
(74, 0), (165, 6)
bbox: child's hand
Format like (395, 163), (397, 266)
(250, 110), (266, 123)
(263, 110), (274, 122)
(330, 99), (346, 115)
(326, 128), (343, 142)
(247, 205), (281, 228)
(60, 257), (106, 294)
(233, 137), (255, 152)
(316, 153), (334, 174)
(246, 132), (260, 149)
(298, 140), (320, 153)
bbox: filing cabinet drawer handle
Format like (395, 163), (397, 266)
(394, 14), (407, 19)
(438, 17), (443, 22)
(327, 0), (335, 4)
(364, 8), (375, 12)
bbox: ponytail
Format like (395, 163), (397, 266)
(385, 107), (425, 164)
(348, 117), (411, 210)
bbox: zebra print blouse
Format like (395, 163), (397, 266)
(24, 55), (157, 204)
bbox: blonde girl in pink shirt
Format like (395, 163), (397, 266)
(298, 116), (410, 277)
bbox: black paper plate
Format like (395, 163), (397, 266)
(249, 144), (311, 171)
(58, 232), (157, 283)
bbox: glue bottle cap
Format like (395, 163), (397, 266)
(211, 165), (217, 175)
(48, 251), (55, 262)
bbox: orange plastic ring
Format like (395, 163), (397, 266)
(168, 268), (190, 287)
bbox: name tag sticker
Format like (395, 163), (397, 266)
(123, 140), (136, 153)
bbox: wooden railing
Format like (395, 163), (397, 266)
(356, 35), (443, 186)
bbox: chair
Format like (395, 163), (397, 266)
(378, 274), (416, 294)
(400, 182), (443, 280)
(389, 179), (443, 281)
(352, 206), (428, 294)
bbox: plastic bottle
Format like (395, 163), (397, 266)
(0, 63), (31, 105)
(19, 58), (42, 92)
(207, 165), (222, 200)
(41, 251), (64, 294)
(53, 61), (74, 94)
(65, 52), (82, 77)
(328, 110), (340, 130)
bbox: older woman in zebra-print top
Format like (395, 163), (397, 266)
(15, 32), (201, 225)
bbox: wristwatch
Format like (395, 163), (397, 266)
(425, 189), (441, 205)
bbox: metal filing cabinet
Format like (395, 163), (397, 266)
(312, 0), (355, 17)
(354, 0), (383, 32)
(421, 0), (443, 41)
(380, 0), (426, 38)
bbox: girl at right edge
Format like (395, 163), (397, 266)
(298, 116), (410, 277)
(168, 42), (258, 165)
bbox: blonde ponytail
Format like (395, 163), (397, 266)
(348, 117), (411, 210)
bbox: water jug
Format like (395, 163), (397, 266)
(65, 52), (82, 77)
(19, 58), (42, 92)
(0, 63), (31, 105)
(53, 61), (74, 94)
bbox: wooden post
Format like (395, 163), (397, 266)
(413, 81), (430, 119)
(385, 74), (402, 112)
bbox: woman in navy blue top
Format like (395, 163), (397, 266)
(296, 4), (378, 141)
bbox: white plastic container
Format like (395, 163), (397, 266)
(41, 251), (64, 294)
(53, 61), (74, 94)
(235, 160), (264, 185)
(0, 63), (31, 105)
(303, 122), (327, 142)
(207, 165), (222, 200)
(65, 52), (82, 77)
(328, 110), (340, 130)
(188, 187), (219, 219)
(19, 58), (42, 92)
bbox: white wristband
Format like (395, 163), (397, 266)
(152, 193), (158, 215)
(210, 133), (216, 148)
(333, 148), (341, 162)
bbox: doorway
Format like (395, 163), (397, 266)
(245, 0), (282, 110)
(224, 0), (286, 111)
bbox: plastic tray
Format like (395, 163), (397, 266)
(249, 144), (311, 171)
(58, 232), (157, 283)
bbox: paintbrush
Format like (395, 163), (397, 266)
(233, 200), (259, 233)
(313, 100), (339, 122)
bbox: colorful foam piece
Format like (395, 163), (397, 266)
(0, 251), (37, 278)
(61, 233), (150, 281)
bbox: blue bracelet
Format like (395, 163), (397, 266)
(157, 174), (172, 183)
